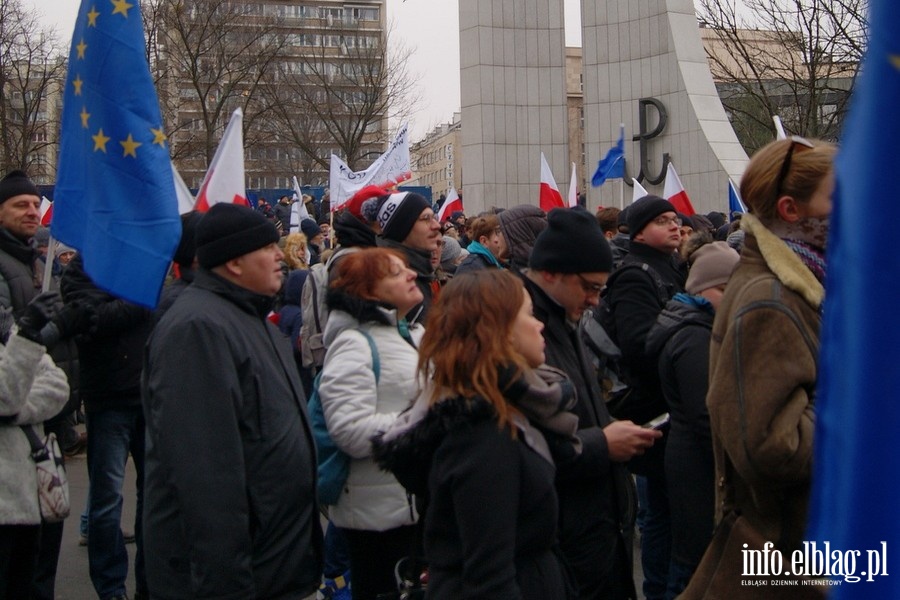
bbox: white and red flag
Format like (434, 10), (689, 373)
(632, 178), (650, 203)
(39, 196), (53, 226)
(663, 163), (696, 216)
(171, 163), (196, 215)
(567, 162), (578, 207)
(194, 108), (248, 212)
(539, 152), (565, 211)
(436, 188), (463, 222)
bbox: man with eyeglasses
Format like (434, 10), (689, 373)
(524, 208), (661, 600)
(602, 194), (687, 600)
(373, 191), (442, 322)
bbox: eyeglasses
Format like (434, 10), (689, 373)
(575, 273), (605, 295)
(652, 215), (682, 227)
(774, 136), (815, 200)
(418, 213), (438, 223)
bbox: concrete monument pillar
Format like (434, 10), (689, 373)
(459, 0), (570, 213)
(582, 0), (748, 213)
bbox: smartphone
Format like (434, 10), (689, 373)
(643, 412), (670, 430)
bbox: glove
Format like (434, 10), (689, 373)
(18, 291), (63, 344)
(53, 301), (98, 340)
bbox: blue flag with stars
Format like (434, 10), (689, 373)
(806, 1), (900, 597)
(53, 0), (180, 308)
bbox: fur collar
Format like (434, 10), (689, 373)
(741, 213), (824, 310)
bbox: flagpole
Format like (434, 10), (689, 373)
(42, 237), (58, 292)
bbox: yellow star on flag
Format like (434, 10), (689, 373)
(87, 6), (100, 26)
(120, 134), (142, 158)
(150, 127), (167, 146)
(93, 129), (111, 153)
(111, 0), (133, 18)
(890, 55), (900, 70)
(73, 75), (84, 96)
(76, 39), (88, 59)
(80, 107), (91, 129)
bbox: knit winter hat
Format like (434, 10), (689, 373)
(685, 241), (740, 294)
(0, 170), (40, 204)
(196, 203), (279, 269)
(300, 218), (321, 240)
(376, 192), (432, 242)
(345, 185), (390, 221)
(440, 235), (468, 265)
(627, 195), (677, 239)
(529, 208), (613, 274)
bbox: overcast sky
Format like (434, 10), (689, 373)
(31, 0), (587, 140)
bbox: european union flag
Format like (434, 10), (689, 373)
(53, 0), (180, 308)
(806, 2), (900, 597)
(592, 127), (625, 187)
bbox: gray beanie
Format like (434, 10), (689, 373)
(440, 235), (468, 266)
(686, 241), (740, 294)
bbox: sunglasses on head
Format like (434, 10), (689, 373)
(774, 136), (815, 200)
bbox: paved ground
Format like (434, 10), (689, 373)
(53, 442), (139, 600)
(52, 428), (646, 599)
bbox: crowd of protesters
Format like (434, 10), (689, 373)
(0, 134), (831, 600)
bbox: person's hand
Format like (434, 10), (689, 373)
(54, 302), (97, 340)
(603, 420), (663, 462)
(18, 291), (62, 343)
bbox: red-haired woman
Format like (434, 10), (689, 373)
(318, 247), (424, 600)
(375, 270), (576, 599)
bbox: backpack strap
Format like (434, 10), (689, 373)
(309, 266), (322, 333)
(355, 328), (380, 382)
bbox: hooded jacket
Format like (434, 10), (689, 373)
(498, 205), (547, 272)
(707, 213), (821, 553)
(646, 295), (716, 565)
(318, 289), (422, 531)
(142, 269), (322, 600)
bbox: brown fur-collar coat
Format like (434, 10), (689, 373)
(707, 213), (823, 552)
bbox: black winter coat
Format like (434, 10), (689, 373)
(604, 242), (685, 425)
(375, 396), (573, 600)
(646, 297), (715, 567)
(141, 269), (322, 600)
(60, 255), (152, 410)
(523, 277), (637, 600)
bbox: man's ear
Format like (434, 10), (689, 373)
(220, 256), (243, 278)
(540, 270), (561, 285)
(775, 195), (802, 223)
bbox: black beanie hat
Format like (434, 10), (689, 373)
(173, 211), (204, 267)
(627, 195), (677, 239)
(0, 170), (40, 204)
(196, 203), (279, 269)
(529, 208), (613, 274)
(300, 218), (321, 239)
(376, 192), (431, 242)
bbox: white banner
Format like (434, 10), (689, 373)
(329, 123), (412, 211)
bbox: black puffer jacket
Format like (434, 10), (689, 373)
(374, 396), (573, 600)
(646, 296), (716, 567)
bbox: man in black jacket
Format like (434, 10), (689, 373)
(142, 204), (322, 600)
(523, 208), (661, 600)
(61, 255), (154, 600)
(603, 196), (687, 600)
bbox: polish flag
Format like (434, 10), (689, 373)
(632, 178), (650, 203)
(171, 163), (196, 215)
(40, 196), (53, 226)
(539, 152), (565, 211)
(567, 162), (578, 207)
(194, 108), (248, 212)
(437, 187), (463, 222)
(663, 163), (696, 216)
